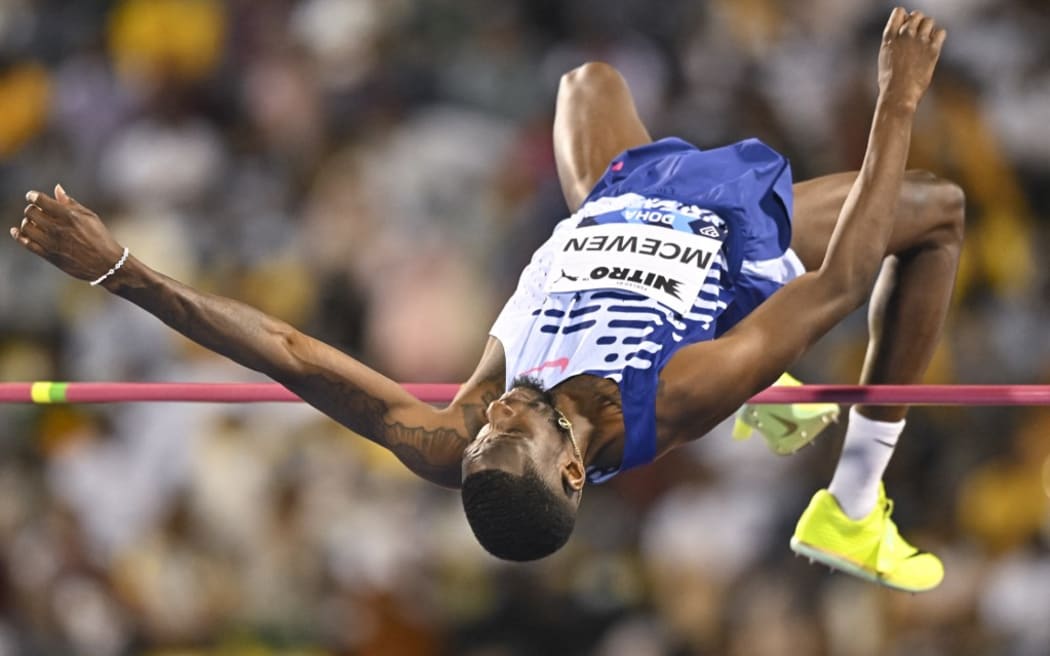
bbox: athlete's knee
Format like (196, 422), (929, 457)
(559, 61), (627, 98)
(936, 178), (966, 248)
(902, 170), (966, 248)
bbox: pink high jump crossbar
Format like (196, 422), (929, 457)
(0, 382), (1048, 405)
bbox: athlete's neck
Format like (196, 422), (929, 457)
(550, 376), (623, 467)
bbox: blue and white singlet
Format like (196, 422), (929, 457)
(490, 138), (805, 483)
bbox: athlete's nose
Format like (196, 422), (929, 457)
(487, 399), (515, 421)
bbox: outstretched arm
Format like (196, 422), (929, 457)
(659, 8), (947, 439)
(11, 189), (499, 488)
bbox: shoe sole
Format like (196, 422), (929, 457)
(789, 537), (939, 593)
(742, 406), (840, 456)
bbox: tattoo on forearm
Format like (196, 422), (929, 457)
(294, 372), (505, 487)
(385, 424), (469, 488)
(303, 374), (391, 442)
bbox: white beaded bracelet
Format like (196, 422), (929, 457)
(89, 247), (130, 287)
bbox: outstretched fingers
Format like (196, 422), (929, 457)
(9, 225), (44, 257)
(884, 7), (907, 39)
(19, 190), (71, 248)
(24, 202), (54, 227)
(12, 193), (58, 257)
(13, 184), (127, 283)
(17, 212), (46, 239)
(55, 183), (79, 207)
(25, 190), (72, 221)
(917, 14), (936, 40)
(887, 7), (946, 46)
(900, 11), (922, 36)
(932, 25), (947, 49)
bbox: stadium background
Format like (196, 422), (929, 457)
(0, 0), (1048, 654)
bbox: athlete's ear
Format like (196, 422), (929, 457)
(562, 458), (585, 495)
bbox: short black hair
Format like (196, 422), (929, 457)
(510, 375), (557, 406)
(461, 464), (576, 561)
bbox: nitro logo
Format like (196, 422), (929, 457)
(590, 267), (682, 299)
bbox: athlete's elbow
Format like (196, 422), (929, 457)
(560, 61), (625, 94)
(264, 323), (310, 380)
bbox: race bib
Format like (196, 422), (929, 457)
(545, 222), (722, 315)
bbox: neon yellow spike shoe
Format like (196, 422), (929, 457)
(790, 484), (944, 592)
(733, 372), (840, 455)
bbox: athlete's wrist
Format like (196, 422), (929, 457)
(874, 91), (919, 117)
(100, 254), (147, 294)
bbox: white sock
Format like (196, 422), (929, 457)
(827, 407), (905, 520)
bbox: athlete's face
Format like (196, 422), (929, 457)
(461, 386), (583, 499)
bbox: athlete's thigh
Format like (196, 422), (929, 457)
(553, 62), (652, 211)
(791, 169), (947, 271)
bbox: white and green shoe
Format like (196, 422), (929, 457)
(733, 373), (840, 455)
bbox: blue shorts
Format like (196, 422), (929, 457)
(584, 136), (804, 338)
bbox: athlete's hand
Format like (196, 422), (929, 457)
(11, 186), (126, 284)
(877, 7), (946, 111)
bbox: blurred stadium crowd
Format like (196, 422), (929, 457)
(0, 0), (1048, 654)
